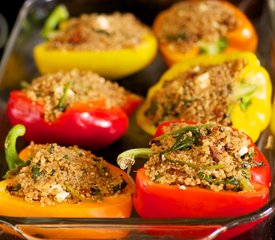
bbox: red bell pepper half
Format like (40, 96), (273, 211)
(117, 120), (270, 219)
(7, 90), (141, 150)
(134, 168), (268, 218)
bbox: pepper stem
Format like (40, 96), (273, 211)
(41, 4), (69, 39)
(117, 148), (151, 174)
(4, 124), (26, 170)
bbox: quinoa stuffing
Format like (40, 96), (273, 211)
(23, 69), (141, 122)
(47, 12), (150, 51)
(156, 1), (239, 53)
(145, 59), (247, 126)
(6, 143), (127, 206)
(145, 122), (264, 192)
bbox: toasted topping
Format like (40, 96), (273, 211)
(23, 69), (140, 122)
(145, 59), (247, 126)
(145, 122), (262, 192)
(6, 143), (127, 205)
(48, 12), (150, 51)
(157, 1), (239, 53)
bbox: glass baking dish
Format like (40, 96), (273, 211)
(0, 0), (275, 239)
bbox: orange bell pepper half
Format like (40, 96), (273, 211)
(153, 0), (258, 65)
(0, 124), (135, 218)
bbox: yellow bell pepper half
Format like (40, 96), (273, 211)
(33, 33), (158, 80)
(136, 52), (272, 142)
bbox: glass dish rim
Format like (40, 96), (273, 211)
(0, 0), (275, 239)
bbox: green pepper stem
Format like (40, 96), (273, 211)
(228, 83), (257, 113)
(4, 124), (26, 170)
(232, 82), (257, 100)
(41, 4), (69, 39)
(117, 148), (151, 174)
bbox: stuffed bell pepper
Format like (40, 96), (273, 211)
(7, 69), (142, 150)
(34, 7), (158, 79)
(136, 52), (272, 142)
(1, 124), (135, 218)
(153, 0), (258, 65)
(117, 120), (270, 219)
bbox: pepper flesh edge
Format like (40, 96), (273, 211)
(33, 33), (158, 79)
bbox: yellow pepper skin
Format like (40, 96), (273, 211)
(33, 33), (158, 80)
(136, 52), (272, 142)
(269, 98), (275, 137)
(230, 65), (272, 141)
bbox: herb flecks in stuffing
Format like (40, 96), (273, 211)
(157, 1), (239, 53)
(6, 143), (127, 206)
(23, 69), (140, 122)
(145, 59), (247, 126)
(146, 123), (262, 192)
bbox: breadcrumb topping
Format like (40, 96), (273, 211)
(157, 1), (239, 53)
(145, 122), (263, 192)
(6, 143), (127, 205)
(145, 59), (247, 126)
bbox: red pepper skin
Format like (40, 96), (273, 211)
(6, 91), (140, 150)
(252, 149), (271, 188)
(120, 95), (143, 116)
(153, 120), (271, 187)
(134, 120), (270, 219)
(134, 168), (269, 218)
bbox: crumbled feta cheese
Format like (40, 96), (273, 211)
(239, 146), (248, 156)
(55, 191), (70, 202)
(161, 154), (166, 161)
(195, 72), (210, 89)
(179, 185), (186, 190)
(54, 86), (63, 96)
(96, 16), (109, 30)
(50, 184), (63, 192)
(199, 3), (209, 11)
